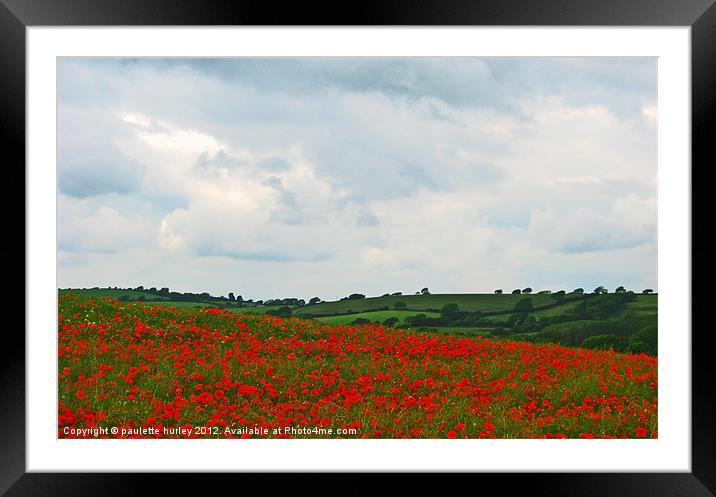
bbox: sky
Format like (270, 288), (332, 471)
(57, 57), (657, 300)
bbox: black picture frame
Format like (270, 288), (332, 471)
(3, 0), (713, 495)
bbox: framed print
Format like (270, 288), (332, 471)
(4, 0), (715, 495)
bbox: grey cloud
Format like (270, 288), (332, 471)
(528, 205), (655, 254)
(263, 176), (304, 225)
(58, 95), (147, 198)
(195, 148), (240, 170)
(57, 57), (657, 295)
(194, 244), (331, 262)
(87, 57), (655, 119)
(309, 143), (445, 201)
(260, 157), (291, 172)
(338, 200), (380, 228)
(486, 58), (656, 119)
(119, 58), (504, 110)
(142, 192), (190, 213)
(59, 153), (144, 198)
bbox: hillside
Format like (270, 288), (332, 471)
(294, 293), (556, 316)
(58, 293), (658, 439)
(58, 287), (657, 355)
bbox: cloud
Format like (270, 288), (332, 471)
(59, 198), (155, 253)
(59, 153), (144, 198)
(58, 106), (146, 198)
(104, 57), (656, 120)
(528, 194), (656, 253)
(56, 57), (657, 297)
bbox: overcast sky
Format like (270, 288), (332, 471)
(57, 57), (657, 300)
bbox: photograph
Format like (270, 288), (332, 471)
(56, 56), (659, 440)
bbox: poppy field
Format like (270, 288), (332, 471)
(58, 294), (657, 439)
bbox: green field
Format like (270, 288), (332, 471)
(59, 287), (657, 354)
(317, 309), (440, 325)
(529, 300), (581, 316)
(621, 294), (658, 316)
(295, 293), (555, 316)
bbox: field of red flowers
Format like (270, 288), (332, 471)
(58, 294), (657, 439)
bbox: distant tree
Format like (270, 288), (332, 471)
(382, 317), (399, 327)
(522, 287), (533, 294)
(391, 292), (402, 296)
(642, 289), (654, 294)
(507, 312), (528, 327)
(268, 306), (292, 317)
(511, 289), (521, 295)
(159, 287), (170, 295)
(552, 290), (566, 302)
(228, 292), (235, 301)
(515, 298), (533, 312)
(309, 297), (321, 305)
(347, 293), (366, 300)
(572, 288), (584, 295)
(298, 299), (305, 306)
(148, 287), (158, 293)
(405, 314), (429, 327)
(494, 289), (503, 295)
(351, 317), (370, 325)
(394, 301), (407, 310)
(441, 303), (460, 316)
(593, 286), (607, 295)
(537, 290), (551, 294)
(134, 286), (144, 291)
(381, 293), (390, 297)
(627, 325), (657, 355)
(615, 286), (626, 294)
(515, 315), (539, 333)
(420, 287), (430, 295)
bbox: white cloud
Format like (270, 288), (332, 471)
(59, 198), (155, 253)
(528, 193), (656, 254)
(57, 58), (658, 297)
(642, 104), (658, 122)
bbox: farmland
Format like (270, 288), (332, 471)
(316, 310), (440, 326)
(294, 293), (556, 316)
(60, 288), (657, 355)
(58, 293), (657, 439)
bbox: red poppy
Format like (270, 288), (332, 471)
(57, 294), (658, 439)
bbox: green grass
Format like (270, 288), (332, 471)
(621, 294), (658, 316)
(317, 309), (440, 325)
(529, 300), (582, 317)
(295, 293), (555, 316)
